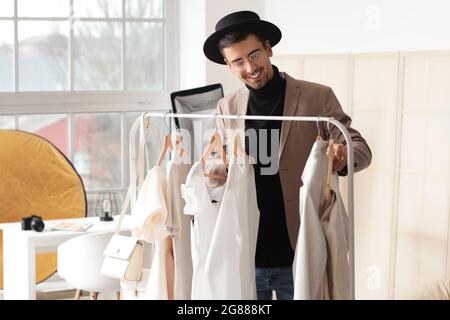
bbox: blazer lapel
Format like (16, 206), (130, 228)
(279, 73), (302, 160)
(236, 88), (249, 130)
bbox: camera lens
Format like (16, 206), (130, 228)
(31, 218), (45, 232)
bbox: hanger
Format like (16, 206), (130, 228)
(325, 119), (334, 201)
(200, 131), (227, 181)
(156, 112), (173, 166)
(173, 126), (186, 158)
(175, 130), (186, 157)
(143, 114), (152, 173)
(232, 116), (244, 156)
(232, 131), (243, 156)
(316, 116), (322, 141)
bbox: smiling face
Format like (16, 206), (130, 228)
(221, 34), (274, 89)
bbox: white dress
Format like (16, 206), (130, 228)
(133, 165), (170, 242)
(132, 165), (174, 300)
(166, 150), (193, 300)
(181, 154), (260, 300)
(293, 140), (350, 300)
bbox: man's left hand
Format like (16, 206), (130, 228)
(332, 143), (347, 172)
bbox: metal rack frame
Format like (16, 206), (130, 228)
(129, 112), (355, 299)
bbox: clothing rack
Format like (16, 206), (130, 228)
(129, 112), (355, 300)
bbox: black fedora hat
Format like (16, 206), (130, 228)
(203, 11), (282, 65)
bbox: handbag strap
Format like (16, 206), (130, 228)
(131, 113), (147, 208)
(114, 186), (131, 234)
(116, 112), (148, 234)
(137, 113), (146, 190)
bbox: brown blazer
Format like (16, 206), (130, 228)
(215, 72), (372, 249)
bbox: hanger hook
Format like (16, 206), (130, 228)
(327, 118), (334, 140)
(214, 111), (219, 132)
(163, 111), (171, 133)
(316, 115), (321, 138)
(143, 112), (150, 130)
(234, 114), (240, 131)
(175, 117), (181, 133)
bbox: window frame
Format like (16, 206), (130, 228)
(0, 106), (171, 216)
(0, 0), (179, 94)
(0, 0), (180, 216)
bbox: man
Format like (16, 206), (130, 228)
(203, 11), (372, 300)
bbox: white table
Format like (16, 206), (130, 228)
(0, 215), (133, 300)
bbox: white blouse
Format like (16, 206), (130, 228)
(182, 154), (260, 300)
(166, 150), (193, 300)
(133, 165), (174, 300)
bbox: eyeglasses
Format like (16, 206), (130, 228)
(229, 50), (264, 71)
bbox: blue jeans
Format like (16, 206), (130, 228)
(255, 267), (294, 300)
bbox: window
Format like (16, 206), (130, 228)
(1, 111), (170, 216)
(0, 20), (13, 91)
(0, 0), (171, 92)
(0, 0), (178, 216)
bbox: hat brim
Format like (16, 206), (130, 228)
(203, 20), (282, 65)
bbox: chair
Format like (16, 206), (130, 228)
(170, 83), (224, 163)
(57, 231), (120, 300)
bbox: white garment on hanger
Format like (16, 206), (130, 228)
(293, 140), (350, 300)
(181, 154), (260, 300)
(133, 166), (170, 242)
(166, 148), (193, 300)
(132, 165), (174, 299)
(321, 174), (350, 299)
(142, 235), (174, 300)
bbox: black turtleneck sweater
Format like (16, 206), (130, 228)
(245, 65), (294, 268)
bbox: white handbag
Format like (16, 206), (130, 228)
(101, 113), (149, 281)
(120, 268), (151, 300)
(100, 185), (145, 281)
(101, 233), (144, 281)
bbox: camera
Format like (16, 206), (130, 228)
(21, 215), (45, 232)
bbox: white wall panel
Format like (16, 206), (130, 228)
(271, 55), (304, 80)
(352, 111), (396, 172)
(425, 116), (449, 177)
(404, 55), (450, 113)
(397, 175), (449, 239)
(354, 170), (394, 230)
(261, 51), (450, 299)
(400, 115), (427, 173)
(303, 56), (349, 108)
(355, 226), (391, 299)
(403, 57), (428, 111)
(428, 57), (450, 111)
(394, 234), (448, 299)
(352, 55), (398, 111)
(394, 54), (450, 298)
